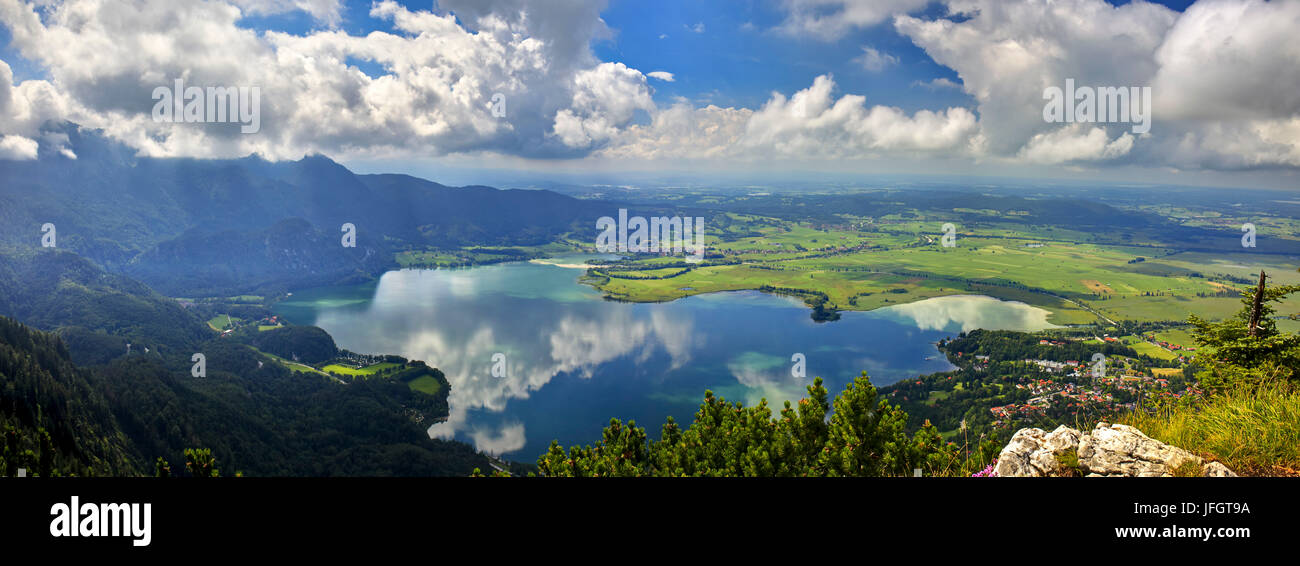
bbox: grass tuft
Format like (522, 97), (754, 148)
(1054, 448), (1082, 477)
(1116, 382), (1300, 476)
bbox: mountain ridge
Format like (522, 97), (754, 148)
(1, 122), (604, 297)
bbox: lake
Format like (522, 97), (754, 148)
(273, 254), (1057, 458)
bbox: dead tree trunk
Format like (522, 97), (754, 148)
(1248, 270), (1267, 337)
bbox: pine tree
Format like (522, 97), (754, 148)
(37, 428), (54, 477)
(1188, 269), (1300, 390)
(537, 373), (961, 477)
(184, 448), (220, 478)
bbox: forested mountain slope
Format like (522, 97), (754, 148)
(0, 248), (489, 476)
(0, 316), (140, 476)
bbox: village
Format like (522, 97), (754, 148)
(987, 353), (1197, 426)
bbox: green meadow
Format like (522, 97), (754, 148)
(585, 215), (1299, 325)
(248, 347), (332, 377)
(406, 375), (443, 395)
(320, 362), (402, 377)
(207, 314), (240, 331)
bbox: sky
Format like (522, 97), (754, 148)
(0, 0), (1297, 190)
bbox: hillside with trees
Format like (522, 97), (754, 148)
(0, 316), (140, 476)
(0, 250), (490, 477)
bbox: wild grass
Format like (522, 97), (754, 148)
(1116, 382), (1300, 476)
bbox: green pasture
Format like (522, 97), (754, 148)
(320, 362), (402, 377)
(407, 375), (443, 395)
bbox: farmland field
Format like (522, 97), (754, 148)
(583, 211), (1300, 325)
(1127, 340), (1180, 361)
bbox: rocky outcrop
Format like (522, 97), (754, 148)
(994, 425), (1081, 477)
(995, 423), (1237, 478)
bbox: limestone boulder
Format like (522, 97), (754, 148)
(995, 425), (1081, 477)
(995, 422), (1237, 478)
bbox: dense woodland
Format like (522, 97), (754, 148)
(536, 374), (979, 477)
(246, 325), (340, 365)
(0, 249), (488, 477)
(0, 316), (139, 476)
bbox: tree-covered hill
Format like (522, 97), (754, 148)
(123, 217), (391, 297)
(0, 316), (140, 476)
(91, 338), (474, 476)
(0, 247), (210, 359)
(0, 246), (490, 476)
(246, 325), (339, 365)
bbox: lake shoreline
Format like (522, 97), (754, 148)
(271, 260), (1061, 457)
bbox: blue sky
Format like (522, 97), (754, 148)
(1, 0), (1195, 109)
(608, 0), (1192, 106)
(244, 0), (1199, 122)
(594, 0), (1197, 113)
(2, 0), (1296, 190)
(262, 0), (1190, 110)
(591, 0), (964, 112)
(243, 1), (970, 112)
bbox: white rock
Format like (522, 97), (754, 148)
(996, 425), (1081, 477)
(995, 423), (1237, 477)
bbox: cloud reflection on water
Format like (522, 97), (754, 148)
(296, 266), (1056, 456)
(878, 294), (1058, 333)
(312, 268), (699, 455)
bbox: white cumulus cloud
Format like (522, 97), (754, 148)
(0, 0), (650, 160)
(604, 75), (978, 161)
(853, 46), (898, 72)
(0, 134), (37, 159)
(894, 0), (1300, 171)
(1, 0), (1297, 176)
(777, 0), (930, 39)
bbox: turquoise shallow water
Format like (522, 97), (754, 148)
(274, 255), (1056, 458)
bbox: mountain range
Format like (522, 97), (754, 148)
(0, 122), (605, 296)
